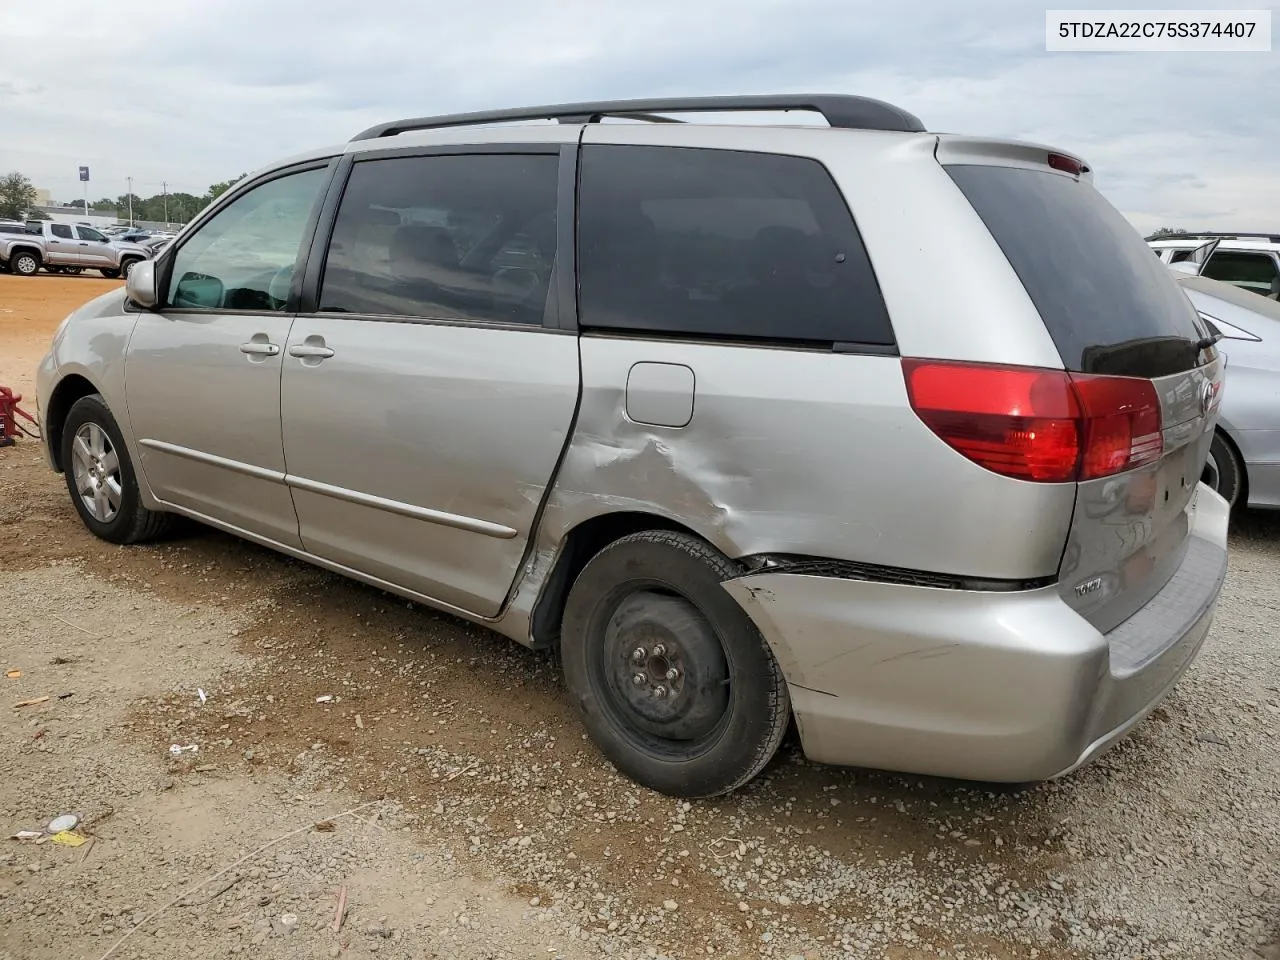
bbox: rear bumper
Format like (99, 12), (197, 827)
(722, 484), (1230, 783)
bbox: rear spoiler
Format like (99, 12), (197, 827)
(935, 135), (1093, 181)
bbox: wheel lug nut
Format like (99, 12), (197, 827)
(631, 648), (646, 663)
(632, 673), (646, 686)
(665, 668), (679, 682)
(652, 685), (668, 699)
(652, 644), (666, 657)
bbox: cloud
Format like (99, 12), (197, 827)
(0, 0), (1275, 232)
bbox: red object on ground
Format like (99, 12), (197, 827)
(0, 386), (38, 447)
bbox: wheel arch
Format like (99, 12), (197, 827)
(6, 244), (43, 266)
(1213, 424), (1249, 505)
(45, 373), (103, 472)
(529, 510), (715, 648)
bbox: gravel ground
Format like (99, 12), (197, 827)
(2, 275), (1279, 959)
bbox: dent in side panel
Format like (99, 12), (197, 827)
(525, 337), (1076, 583)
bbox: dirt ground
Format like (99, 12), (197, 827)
(1, 273), (1278, 960)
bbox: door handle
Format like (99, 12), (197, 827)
(288, 344), (335, 360)
(239, 341), (280, 356)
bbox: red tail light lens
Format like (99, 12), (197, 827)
(1047, 152), (1085, 176)
(1071, 374), (1163, 479)
(902, 359), (1163, 483)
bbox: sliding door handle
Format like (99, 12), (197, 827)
(288, 344), (335, 360)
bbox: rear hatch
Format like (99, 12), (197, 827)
(943, 157), (1223, 632)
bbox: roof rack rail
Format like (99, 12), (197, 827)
(1148, 231), (1280, 243)
(350, 94), (925, 141)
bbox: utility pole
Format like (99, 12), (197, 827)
(162, 181), (169, 226)
(126, 176), (134, 226)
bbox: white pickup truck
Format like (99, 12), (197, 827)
(0, 222), (152, 279)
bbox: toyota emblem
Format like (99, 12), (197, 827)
(1200, 378), (1221, 416)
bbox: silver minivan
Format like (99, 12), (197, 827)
(37, 95), (1229, 798)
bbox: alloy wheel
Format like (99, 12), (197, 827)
(71, 422), (122, 522)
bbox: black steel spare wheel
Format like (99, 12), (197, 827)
(561, 530), (790, 798)
(602, 590), (730, 743)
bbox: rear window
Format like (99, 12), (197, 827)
(578, 145), (893, 348)
(947, 165), (1204, 377)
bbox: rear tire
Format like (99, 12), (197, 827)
(561, 530), (791, 798)
(1203, 430), (1245, 510)
(12, 251), (40, 276)
(60, 394), (172, 544)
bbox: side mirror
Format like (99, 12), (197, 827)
(126, 259), (159, 309)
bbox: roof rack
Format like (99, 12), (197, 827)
(1148, 231), (1280, 243)
(350, 94), (925, 141)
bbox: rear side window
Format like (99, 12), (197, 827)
(947, 165), (1204, 377)
(578, 145), (893, 347)
(320, 154), (559, 326)
(1202, 251), (1280, 294)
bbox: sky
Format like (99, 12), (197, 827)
(1, 0), (1277, 235)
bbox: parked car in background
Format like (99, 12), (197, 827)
(141, 235), (173, 255)
(1173, 270), (1280, 510)
(37, 94), (1229, 798)
(114, 230), (154, 243)
(0, 221), (152, 278)
(1150, 233), (1280, 299)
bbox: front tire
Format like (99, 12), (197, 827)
(1203, 430), (1245, 510)
(120, 258), (140, 279)
(11, 251), (40, 276)
(60, 394), (172, 544)
(561, 530), (791, 798)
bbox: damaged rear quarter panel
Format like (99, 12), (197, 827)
(528, 336), (1074, 575)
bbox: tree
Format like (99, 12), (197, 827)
(116, 193), (144, 222)
(162, 192), (204, 224)
(0, 171), (38, 220)
(27, 210), (51, 220)
(206, 174), (246, 203)
(1148, 226), (1189, 239)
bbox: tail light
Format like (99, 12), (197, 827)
(1047, 152), (1086, 176)
(902, 359), (1163, 483)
